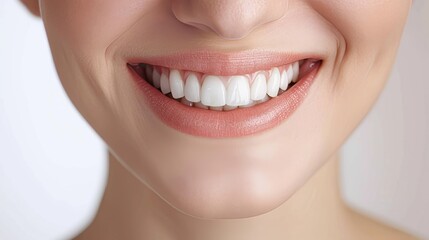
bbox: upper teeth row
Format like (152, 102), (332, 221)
(142, 62), (300, 108)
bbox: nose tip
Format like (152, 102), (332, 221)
(171, 0), (287, 40)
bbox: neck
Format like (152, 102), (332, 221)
(77, 150), (356, 240)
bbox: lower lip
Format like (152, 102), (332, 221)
(129, 63), (321, 138)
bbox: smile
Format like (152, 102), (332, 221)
(127, 51), (321, 138)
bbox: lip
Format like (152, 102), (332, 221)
(127, 51), (321, 138)
(127, 50), (320, 76)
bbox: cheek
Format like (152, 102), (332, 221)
(308, 0), (411, 94)
(40, 0), (151, 57)
(310, 0), (411, 47)
(39, 0), (158, 125)
(318, 1), (411, 151)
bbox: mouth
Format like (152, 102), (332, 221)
(128, 51), (322, 138)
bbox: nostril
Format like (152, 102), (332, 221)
(171, 0), (288, 40)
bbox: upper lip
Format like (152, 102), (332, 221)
(127, 49), (322, 76)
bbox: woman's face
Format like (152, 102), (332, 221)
(33, 0), (410, 219)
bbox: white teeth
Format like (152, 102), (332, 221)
(226, 76), (250, 106)
(267, 67), (281, 97)
(160, 71), (171, 94)
(250, 73), (267, 101)
(201, 75), (226, 107)
(292, 62), (299, 83)
(239, 99), (256, 108)
(256, 94), (270, 104)
(142, 59), (305, 110)
(286, 65), (293, 84)
(223, 105), (238, 111)
(152, 69), (161, 89)
(279, 69), (289, 91)
(210, 106), (223, 111)
(169, 69), (185, 99)
(184, 73), (201, 102)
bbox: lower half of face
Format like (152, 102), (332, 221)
(40, 0), (411, 219)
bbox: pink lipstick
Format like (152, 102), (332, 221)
(128, 51), (321, 138)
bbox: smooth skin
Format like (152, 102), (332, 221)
(21, 0), (417, 239)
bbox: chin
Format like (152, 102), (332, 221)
(154, 160), (298, 219)
(131, 127), (328, 220)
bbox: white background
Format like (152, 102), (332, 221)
(1, 1), (428, 239)
(340, 1), (429, 238)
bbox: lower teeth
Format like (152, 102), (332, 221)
(168, 93), (274, 111)
(159, 87), (294, 111)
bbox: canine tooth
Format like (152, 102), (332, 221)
(169, 69), (184, 99)
(152, 69), (161, 89)
(201, 75), (226, 107)
(226, 76), (250, 106)
(267, 67), (280, 97)
(250, 73), (267, 101)
(160, 72), (171, 94)
(184, 73), (201, 102)
(286, 65), (293, 84)
(292, 62), (299, 82)
(279, 69), (289, 90)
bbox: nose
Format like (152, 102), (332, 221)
(171, 0), (288, 40)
